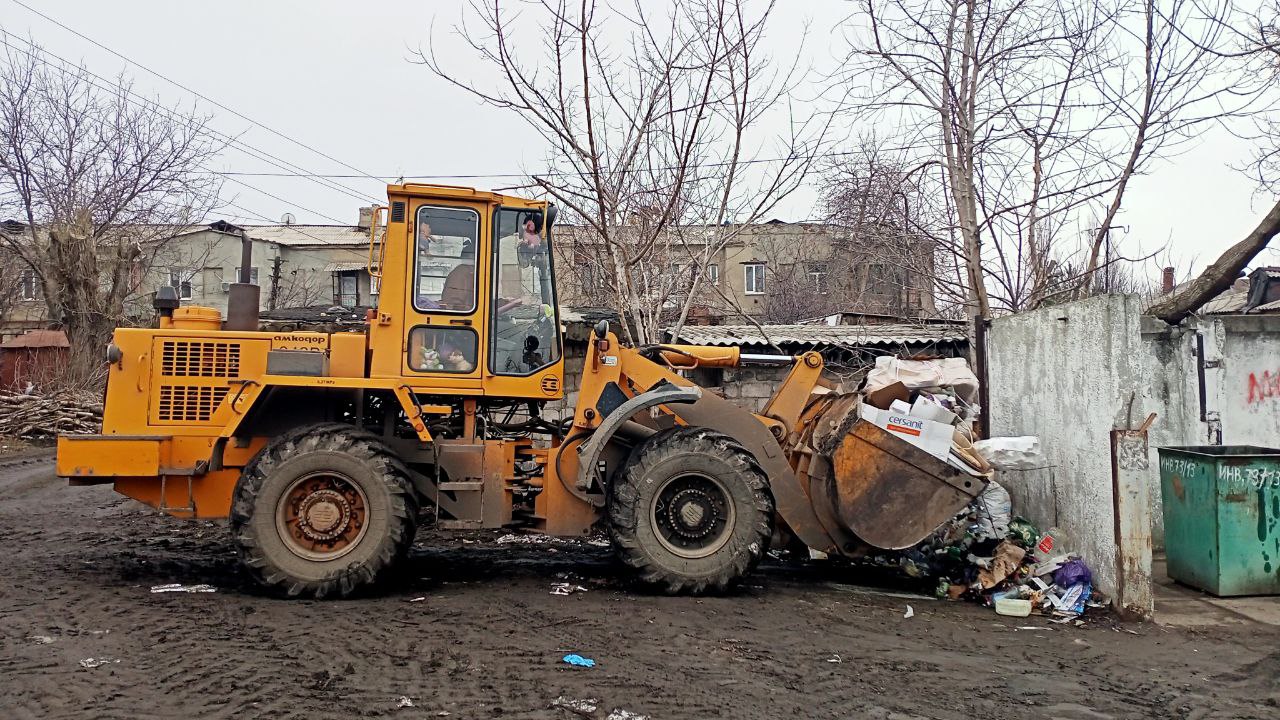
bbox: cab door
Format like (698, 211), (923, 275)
(398, 201), (491, 393)
(485, 206), (564, 401)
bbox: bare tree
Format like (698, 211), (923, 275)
(1147, 198), (1280, 323)
(0, 42), (222, 380)
(1223, 1), (1280, 190)
(419, 0), (824, 343)
(837, 0), (1274, 317)
(0, 246), (22, 331)
(1144, 3), (1280, 323)
(819, 140), (955, 318)
(273, 267), (332, 309)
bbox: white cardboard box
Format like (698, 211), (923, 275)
(860, 403), (954, 460)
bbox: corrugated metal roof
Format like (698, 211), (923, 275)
(667, 323), (967, 347)
(1253, 298), (1280, 313)
(1, 329), (69, 348)
(244, 225), (369, 247)
(322, 261), (367, 273)
(1203, 290), (1249, 314)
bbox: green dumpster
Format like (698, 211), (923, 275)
(1159, 445), (1280, 596)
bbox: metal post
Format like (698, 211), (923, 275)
(973, 314), (990, 439)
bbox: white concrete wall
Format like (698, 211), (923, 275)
(988, 295), (1280, 614)
(1202, 315), (1280, 447)
(987, 295), (1199, 609)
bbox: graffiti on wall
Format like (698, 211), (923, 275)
(1247, 369), (1279, 405)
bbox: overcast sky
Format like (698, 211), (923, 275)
(3, 0), (1276, 278)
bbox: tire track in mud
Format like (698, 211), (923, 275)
(2, 458), (1280, 719)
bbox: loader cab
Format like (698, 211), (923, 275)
(366, 184), (564, 402)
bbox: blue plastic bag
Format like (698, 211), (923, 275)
(563, 654), (596, 668)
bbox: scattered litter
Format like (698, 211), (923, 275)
(562, 653), (596, 668)
(496, 533), (552, 545)
(977, 542), (1026, 589)
(1054, 558), (1093, 588)
(79, 657), (120, 669)
(550, 696), (599, 715)
(396, 696), (414, 709)
(826, 654), (842, 663)
(994, 598), (1032, 617)
(550, 583), (588, 596)
(27, 635), (54, 644)
(903, 605), (914, 619)
(585, 537), (610, 548)
(1015, 626), (1041, 631)
(1007, 518), (1039, 548)
(825, 583), (935, 601)
(606, 710), (650, 720)
(407, 596), (427, 603)
(150, 583), (216, 594)
(972, 481), (1011, 540)
(1034, 555), (1069, 577)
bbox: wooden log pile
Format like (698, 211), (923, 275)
(0, 390), (103, 438)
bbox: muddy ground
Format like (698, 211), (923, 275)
(1, 453), (1277, 720)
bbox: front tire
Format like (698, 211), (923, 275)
(609, 427), (774, 594)
(230, 424), (418, 598)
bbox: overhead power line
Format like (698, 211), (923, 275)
(0, 32), (383, 207)
(7, 0), (385, 187)
(214, 142), (938, 181)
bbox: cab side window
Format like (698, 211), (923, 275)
(414, 206), (478, 313)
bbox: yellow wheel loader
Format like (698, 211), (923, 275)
(56, 184), (986, 598)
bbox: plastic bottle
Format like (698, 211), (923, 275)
(1035, 526), (1069, 560)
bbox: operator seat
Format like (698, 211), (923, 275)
(439, 264), (474, 310)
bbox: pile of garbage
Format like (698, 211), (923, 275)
(864, 479), (1103, 621)
(857, 356), (991, 477)
(851, 358), (1100, 620)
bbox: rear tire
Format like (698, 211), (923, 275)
(230, 424), (418, 598)
(609, 427), (774, 594)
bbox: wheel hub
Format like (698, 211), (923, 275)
(666, 489), (717, 539)
(298, 490), (351, 540)
(652, 473), (734, 559)
(276, 472), (369, 561)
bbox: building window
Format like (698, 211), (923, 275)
(706, 263), (720, 284)
(744, 262), (765, 294)
(333, 271), (359, 307)
(807, 263), (828, 295)
(19, 269), (38, 300)
(575, 260), (599, 292)
(168, 269), (194, 300)
(370, 274), (380, 297)
(233, 266), (260, 284)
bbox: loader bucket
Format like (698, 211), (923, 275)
(818, 419), (986, 551)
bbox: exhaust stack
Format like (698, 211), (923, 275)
(225, 229), (260, 331)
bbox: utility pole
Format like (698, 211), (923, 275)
(268, 255), (284, 310)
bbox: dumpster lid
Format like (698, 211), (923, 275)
(1158, 445), (1280, 458)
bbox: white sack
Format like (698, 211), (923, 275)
(973, 436), (1045, 470)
